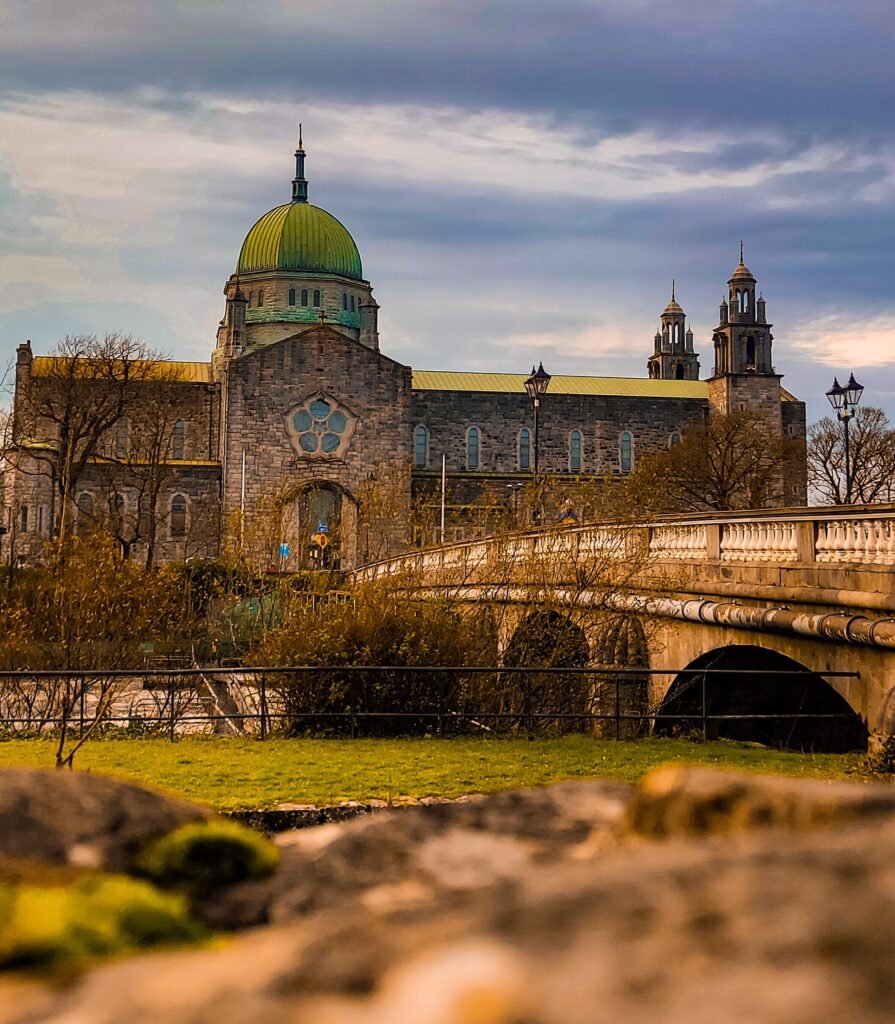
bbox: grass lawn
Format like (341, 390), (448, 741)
(0, 736), (868, 811)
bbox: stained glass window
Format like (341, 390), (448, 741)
(171, 495), (187, 538)
(172, 420), (185, 460)
(518, 428), (531, 471)
(619, 431), (633, 473)
(569, 430), (582, 472)
(413, 425), (429, 468)
(467, 426), (480, 470)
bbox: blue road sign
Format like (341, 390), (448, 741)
(279, 542), (290, 558)
(318, 522), (329, 534)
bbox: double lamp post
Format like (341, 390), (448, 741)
(825, 372), (864, 504)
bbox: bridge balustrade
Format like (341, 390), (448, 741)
(816, 519), (895, 564)
(720, 522), (798, 563)
(354, 506), (895, 584)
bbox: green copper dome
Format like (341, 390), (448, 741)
(237, 201), (363, 281)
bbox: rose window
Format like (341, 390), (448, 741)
(285, 393), (356, 460)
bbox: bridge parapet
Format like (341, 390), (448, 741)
(354, 506), (895, 595)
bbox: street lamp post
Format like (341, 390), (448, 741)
(825, 373), (865, 504)
(524, 362), (551, 475)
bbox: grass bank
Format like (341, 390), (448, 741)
(0, 737), (866, 811)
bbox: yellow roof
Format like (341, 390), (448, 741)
(412, 370), (708, 399)
(33, 357), (212, 384)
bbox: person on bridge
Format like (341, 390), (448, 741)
(558, 498), (580, 526)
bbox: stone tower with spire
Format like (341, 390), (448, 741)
(707, 245), (781, 429)
(647, 282), (700, 380)
(707, 245), (806, 504)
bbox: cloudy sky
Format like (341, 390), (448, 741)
(2, 0), (894, 423)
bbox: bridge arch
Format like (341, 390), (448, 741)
(499, 610), (591, 731)
(655, 645), (868, 752)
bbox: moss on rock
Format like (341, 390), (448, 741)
(137, 820), (279, 894)
(0, 875), (206, 971)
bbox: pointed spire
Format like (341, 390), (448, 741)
(739, 239), (744, 264)
(671, 278), (676, 301)
(292, 124), (308, 203)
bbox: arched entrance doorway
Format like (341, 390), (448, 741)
(655, 645), (867, 752)
(298, 483), (342, 569)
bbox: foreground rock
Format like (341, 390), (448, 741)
(201, 779), (632, 928)
(0, 769), (210, 873)
(4, 768), (895, 1023)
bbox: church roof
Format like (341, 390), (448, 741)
(412, 370), (707, 399)
(237, 202), (363, 280)
(32, 357), (212, 383)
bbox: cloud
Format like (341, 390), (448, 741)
(790, 311), (895, 368)
(2, 0), (895, 426)
(2, 0), (895, 139)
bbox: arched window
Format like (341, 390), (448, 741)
(669, 432), (682, 447)
(619, 431), (633, 473)
(413, 424), (429, 468)
(288, 288), (296, 306)
(743, 290), (749, 311)
(313, 289), (321, 307)
(746, 335), (756, 368)
(569, 430), (582, 472)
(301, 288), (308, 306)
(518, 428), (531, 471)
(342, 293), (348, 310)
(466, 426), (480, 470)
(675, 363), (685, 380)
(172, 419), (186, 460)
(76, 492), (93, 534)
(257, 290), (264, 308)
(170, 495), (187, 538)
(19, 506), (28, 533)
(350, 295), (356, 312)
(114, 419), (128, 459)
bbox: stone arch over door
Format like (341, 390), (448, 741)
(655, 645), (868, 752)
(283, 481), (358, 570)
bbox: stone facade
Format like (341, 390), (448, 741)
(1, 145), (808, 569)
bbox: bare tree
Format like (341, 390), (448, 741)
(808, 406), (895, 505)
(11, 333), (166, 539)
(627, 411), (790, 512)
(91, 363), (191, 566)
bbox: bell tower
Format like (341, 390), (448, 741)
(707, 245), (782, 430)
(647, 281), (700, 380)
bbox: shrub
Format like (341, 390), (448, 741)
(137, 820), (279, 893)
(856, 734), (895, 776)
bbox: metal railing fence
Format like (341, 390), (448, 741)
(0, 665), (862, 743)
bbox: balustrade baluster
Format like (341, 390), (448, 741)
(884, 522), (895, 565)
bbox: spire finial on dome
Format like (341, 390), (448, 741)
(739, 239), (744, 264)
(671, 278), (675, 301)
(292, 125), (308, 203)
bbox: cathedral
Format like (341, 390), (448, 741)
(3, 136), (807, 569)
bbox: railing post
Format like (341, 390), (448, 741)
(795, 520), (816, 563)
(260, 672), (268, 740)
(437, 671), (445, 738)
(701, 672), (708, 742)
(168, 678), (176, 742)
(615, 673), (621, 741)
(705, 523), (721, 561)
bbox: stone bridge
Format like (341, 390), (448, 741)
(353, 506), (895, 748)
